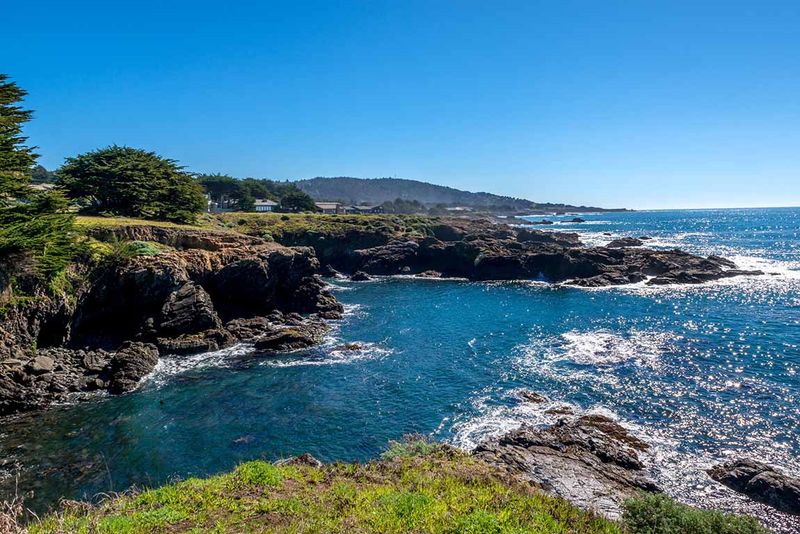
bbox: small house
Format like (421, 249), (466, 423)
(315, 202), (341, 214)
(254, 199), (279, 212)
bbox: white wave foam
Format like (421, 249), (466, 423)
(144, 343), (254, 388)
(445, 391), (569, 450)
(519, 329), (677, 367)
(557, 330), (677, 365)
(261, 341), (392, 368)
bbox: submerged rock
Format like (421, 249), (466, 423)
(708, 459), (800, 515)
(517, 390), (548, 403)
(350, 271), (372, 281)
(473, 416), (659, 519)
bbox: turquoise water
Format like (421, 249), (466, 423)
(1, 208), (799, 528)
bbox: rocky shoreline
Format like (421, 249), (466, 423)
(472, 393), (800, 531)
(1, 227), (341, 416)
(1, 217), (765, 416)
(267, 216), (764, 286)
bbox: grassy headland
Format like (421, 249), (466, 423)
(21, 440), (765, 534)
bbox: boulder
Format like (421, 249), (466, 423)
(473, 416), (658, 519)
(570, 217), (586, 223)
(253, 328), (319, 352)
(108, 342), (159, 394)
(350, 271), (372, 281)
(156, 282), (221, 336)
(708, 459), (800, 514)
(27, 355), (55, 375)
(517, 390), (548, 403)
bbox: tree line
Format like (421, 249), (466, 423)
(0, 74), (319, 293)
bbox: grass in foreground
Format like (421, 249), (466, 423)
(23, 440), (767, 534)
(30, 444), (617, 534)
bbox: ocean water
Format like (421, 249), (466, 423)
(1, 208), (798, 530)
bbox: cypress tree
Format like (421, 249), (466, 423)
(0, 74), (75, 284)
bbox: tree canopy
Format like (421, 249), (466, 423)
(58, 146), (206, 223)
(0, 74), (75, 284)
(197, 174), (317, 213)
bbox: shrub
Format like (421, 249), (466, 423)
(623, 493), (768, 534)
(381, 435), (442, 460)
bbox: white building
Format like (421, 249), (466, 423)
(254, 199), (279, 212)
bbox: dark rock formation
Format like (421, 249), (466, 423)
(570, 217), (586, 223)
(1, 226), (344, 415)
(266, 217), (760, 287)
(708, 459), (800, 515)
(108, 342), (159, 394)
(253, 327), (321, 352)
(473, 415), (659, 519)
(350, 271), (372, 281)
(606, 237), (643, 248)
(517, 390), (548, 403)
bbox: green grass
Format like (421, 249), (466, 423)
(29, 444), (619, 534)
(74, 215), (207, 230)
(23, 441), (767, 534)
(20, 439), (766, 534)
(213, 212), (440, 241)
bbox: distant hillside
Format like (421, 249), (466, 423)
(294, 177), (620, 212)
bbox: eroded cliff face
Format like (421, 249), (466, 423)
(0, 226), (342, 415)
(265, 216), (762, 286)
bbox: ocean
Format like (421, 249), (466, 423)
(1, 207), (798, 530)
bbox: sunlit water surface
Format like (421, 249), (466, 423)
(1, 208), (798, 531)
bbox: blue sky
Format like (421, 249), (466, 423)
(3, 1), (799, 209)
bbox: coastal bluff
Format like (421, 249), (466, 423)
(0, 225), (341, 415)
(1, 214), (763, 416)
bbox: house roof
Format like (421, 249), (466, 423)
(315, 202), (340, 209)
(254, 199), (279, 206)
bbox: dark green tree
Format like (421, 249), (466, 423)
(0, 74), (75, 283)
(280, 189), (317, 212)
(197, 173), (255, 211)
(58, 146), (206, 223)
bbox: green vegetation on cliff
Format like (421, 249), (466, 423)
(22, 440), (765, 534)
(57, 146), (206, 224)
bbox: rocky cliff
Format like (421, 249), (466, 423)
(258, 216), (763, 286)
(0, 225), (342, 415)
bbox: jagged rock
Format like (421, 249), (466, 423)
(350, 271), (372, 281)
(415, 270), (442, 278)
(708, 459), (800, 514)
(27, 355), (55, 375)
(157, 282), (221, 336)
(607, 237), (643, 248)
(517, 390), (548, 403)
(81, 350), (110, 372)
(157, 329), (235, 355)
(108, 342), (159, 394)
(473, 416), (659, 519)
(253, 328), (320, 352)
(319, 264), (342, 278)
(570, 217), (586, 223)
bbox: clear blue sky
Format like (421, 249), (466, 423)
(3, 1), (799, 209)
